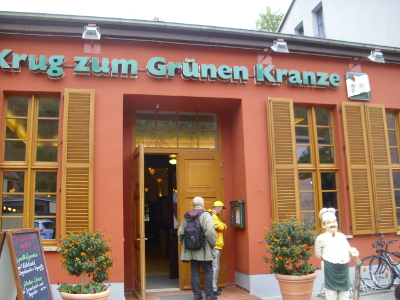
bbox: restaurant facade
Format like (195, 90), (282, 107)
(1, 11), (400, 299)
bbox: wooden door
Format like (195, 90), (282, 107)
(133, 144), (146, 299)
(177, 151), (225, 289)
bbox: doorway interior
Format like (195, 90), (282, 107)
(144, 154), (179, 289)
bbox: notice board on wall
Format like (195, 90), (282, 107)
(0, 228), (53, 300)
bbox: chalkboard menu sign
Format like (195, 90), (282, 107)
(0, 228), (53, 300)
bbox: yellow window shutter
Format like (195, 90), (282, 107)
(267, 98), (299, 219)
(342, 102), (375, 234)
(61, 89), (95, 235)
(365, 104), (397, 233)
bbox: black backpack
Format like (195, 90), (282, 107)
(184, 211), (205, 250)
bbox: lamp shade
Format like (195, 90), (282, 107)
(271, 39), (289, 53)
(82, 25), (101, 40)
(169, 154), (177, 164)
(367, 50), (385, 63)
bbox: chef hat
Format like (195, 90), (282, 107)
(319, 208), (336, 223)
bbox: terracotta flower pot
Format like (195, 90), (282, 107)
(275, 272), (317, 300)
(60, 288), (111, 300)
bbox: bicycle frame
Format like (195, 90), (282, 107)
(360, 235), (400, 290)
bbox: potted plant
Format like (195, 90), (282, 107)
(262, 215), (318, 300)
(57, 229), (115, 300)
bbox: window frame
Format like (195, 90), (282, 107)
(295, 21), (304, 36)
(386, 111), (400, 229)
(295, 105), (340, 228)
(1, 93), (60, 244)
(267, 98), (340, 230)
(316, 7), (326, 38)
(135, 110), (219, 149)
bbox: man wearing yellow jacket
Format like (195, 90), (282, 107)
(208, 201), (227, 296)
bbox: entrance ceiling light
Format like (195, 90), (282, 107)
(169, 154), (177, 165)
(367, 49), (385, 63)
(82, 24), (101, 40)
(271, 39), (290, 53)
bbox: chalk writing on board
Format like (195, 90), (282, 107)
(12, 232), (51, 300)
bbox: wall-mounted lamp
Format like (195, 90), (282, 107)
(271, 39), (289, 53)
(148, 168), (155, 175)
(169, 154), (177, 165)
(367, 49), (385, 63)
(260, 39), (289, 62)
(82, 24), (101, 40)
(350, 49), (385, 71)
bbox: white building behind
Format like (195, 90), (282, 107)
(278, 0), (400, 48)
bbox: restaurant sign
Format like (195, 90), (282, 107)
(0, 49), (342, 88)
(345, 72), (371, 101)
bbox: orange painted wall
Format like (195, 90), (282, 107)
(2, 32), (400, 286)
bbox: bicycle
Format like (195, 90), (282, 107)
(360, 234), (400, 289)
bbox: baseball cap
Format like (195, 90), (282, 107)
(213, 201), (226, 209)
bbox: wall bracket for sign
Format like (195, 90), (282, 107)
(0, 228), (53, 300)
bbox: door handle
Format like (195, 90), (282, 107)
(136, 238), (148, 240)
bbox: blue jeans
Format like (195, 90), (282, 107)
(191, 260), (213, 298)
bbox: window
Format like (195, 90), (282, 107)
(1, 95), (60, 240)
(386, 112), (400, 226)
(316, 7), (326, 38)
(268, 100), (397, 234)
(295, 107), (339, 225)
(267, 98), (338, 229)
(295, 22), (304, 36)
(135, 111), (218, 149)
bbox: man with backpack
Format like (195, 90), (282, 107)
(178, 196), (217, 300)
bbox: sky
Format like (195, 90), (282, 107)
(1, 0), (292, 30)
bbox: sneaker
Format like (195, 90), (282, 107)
(217, 288), (222, 291)
(194, 295), (203, 300)
(205, 296), (218, 300)
(213, 291), (221, 295)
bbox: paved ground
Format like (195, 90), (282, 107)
(262, 287), (395, 300)
(126, 286), (263, 299)
(125, 285), (396, 299)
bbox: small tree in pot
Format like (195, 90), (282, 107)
(262, 215), (318, 300)
(57, 229), (114, 297)
(262, 215), (318, 275)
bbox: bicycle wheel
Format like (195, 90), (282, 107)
(361, 255), (395, 289)
(360, 256), (379, 288)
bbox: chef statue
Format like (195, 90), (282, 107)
(315, 208), (359, 300)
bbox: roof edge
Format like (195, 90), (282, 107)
(0, 11), (399, 63)
(277, 0), (295, 32)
